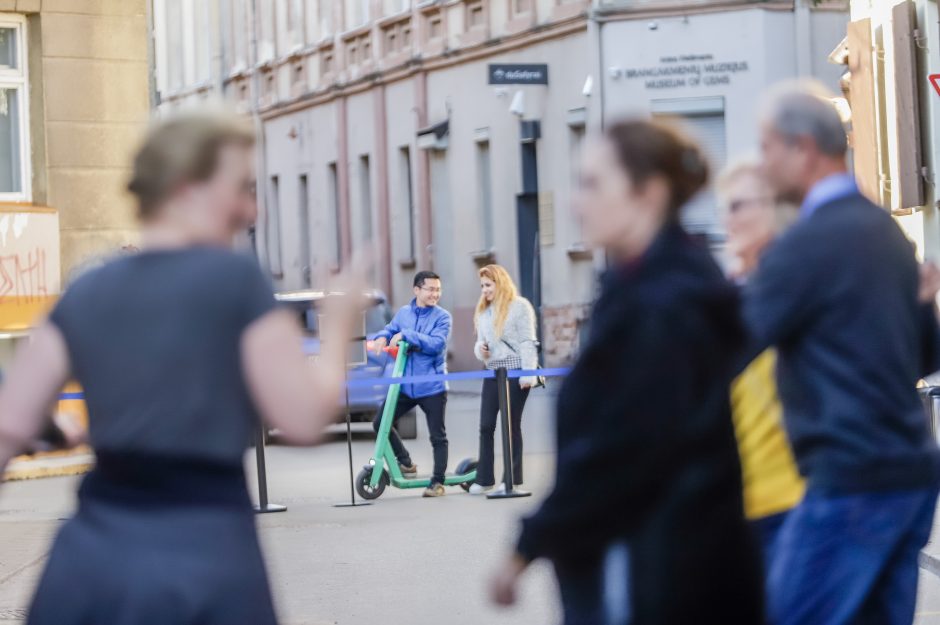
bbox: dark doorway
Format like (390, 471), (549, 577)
(516, 121), (543, 359)
(516, 192), (541, 313)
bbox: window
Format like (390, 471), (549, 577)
(359, 155), (373, 242)
(165, 0), (184, 90)
(400, 147), (416, 260)
(298, 175), (311, 287)
(429, 15), (442, 39)
(322, 50), (335, 75)
(194, 1), (211, 83)
(0, 16), (29, 201)
(328, 162), (342, 268)
(569, 122), (585, 239)
(267, 176), (284, 276)
(345, 0), (368, 29)
(288, 0), (305, 49)
(512, 0), (532, 14)
(476, 140), (494, 250)
(651, 97), (727, 245)
(229, 0), (249, 71)
(259, 0), (276, 61)
(466, 1), (485, 28)
(383, 0), (411, 15)
(319, 0), (335, 39)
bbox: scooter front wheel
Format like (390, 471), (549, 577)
(356, 467), (389, 500)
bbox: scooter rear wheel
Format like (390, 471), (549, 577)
(356, 467), (389, 500)
(455, 458), (478, 492)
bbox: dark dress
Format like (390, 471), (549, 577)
(28, 248), (279, 625)
(516, 225), (763, 625)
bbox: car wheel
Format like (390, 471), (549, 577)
(398, 409), (418, 440)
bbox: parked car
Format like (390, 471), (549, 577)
(273, 289), (418, 439)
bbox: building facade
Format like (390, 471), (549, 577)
(150, 0), (847, 368)
(0, 0), (149, 349)
(838, 0), (940, 262)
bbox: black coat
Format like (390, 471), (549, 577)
(517, 225), (763, 624)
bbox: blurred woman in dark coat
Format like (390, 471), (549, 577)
(490, 119), (763, 625)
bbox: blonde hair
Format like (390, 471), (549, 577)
(475, 265), (518, 338)
(127, 110), (255, 220)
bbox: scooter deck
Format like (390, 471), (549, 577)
(390, 472), (476, 489)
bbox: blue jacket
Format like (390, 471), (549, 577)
(376, 299), (452, 399)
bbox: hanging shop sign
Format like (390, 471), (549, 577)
(488, 64), (549, 85)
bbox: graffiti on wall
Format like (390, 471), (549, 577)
(0, 210), (61, 330)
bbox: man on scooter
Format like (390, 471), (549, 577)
(371, 271), (452, 497)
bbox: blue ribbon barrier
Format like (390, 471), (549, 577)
(57, 367), (571, 400)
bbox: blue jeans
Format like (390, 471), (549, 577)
(751, 510), (790, 579)
(768, 486), (938, 625)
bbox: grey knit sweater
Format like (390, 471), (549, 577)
(474, 297), (539, 387)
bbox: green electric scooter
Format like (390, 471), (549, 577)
(355, 341), (477, 500)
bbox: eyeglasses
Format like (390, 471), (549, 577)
(726, 197), (773, 214)
(419, 286), (442, 294)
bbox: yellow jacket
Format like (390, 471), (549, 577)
(731, 349), (805, 520)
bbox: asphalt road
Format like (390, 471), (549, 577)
(2, 385), (940, 624)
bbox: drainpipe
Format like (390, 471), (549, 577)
(145, 0), (159, 109)
(794, 0), (813, 77)
(337, 97), (353, 265)
(373, 84), (393, 300)
(249, 0), (270, 269)
(214, 0), (227, 95)
(415, 71), (433, 270)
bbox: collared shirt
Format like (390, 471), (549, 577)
(800, 172), (858, 221)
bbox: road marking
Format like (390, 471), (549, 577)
(0, 553), (47, 587)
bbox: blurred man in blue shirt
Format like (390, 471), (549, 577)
(746, 81), (940, 625)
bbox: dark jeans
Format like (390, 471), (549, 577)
(769, 486), (939, 625)
(476, 377), (529, 487)
(373, 391), (448, 485)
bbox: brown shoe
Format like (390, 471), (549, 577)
(400, 462), (418, 476)
(422, 483), (445, 497)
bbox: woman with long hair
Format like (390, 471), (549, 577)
(489, 119), (762, 624)
(469, 264), (538, 495)
(0, 111), (362, 625)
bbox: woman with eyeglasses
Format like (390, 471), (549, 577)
(489, 119), (763, 624)
(469, 264), (539, 496)
(717, 160), (804, 576)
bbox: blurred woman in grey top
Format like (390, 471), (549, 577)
(0, 112), (361, 625)
(470, 264), (539, 495)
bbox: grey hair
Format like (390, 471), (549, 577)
(762, 80), (848, 158)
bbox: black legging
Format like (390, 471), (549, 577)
(476, 376), (530, 486)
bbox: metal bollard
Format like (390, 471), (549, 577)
(920, 386), (940, 445)
(487, 367), (532, 500)
(254, 422), (286, 513)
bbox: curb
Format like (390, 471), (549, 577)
(921, 550), (940, 580)
(917, 551), (940, 578)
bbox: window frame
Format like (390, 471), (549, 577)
(0, 14), (31, 203)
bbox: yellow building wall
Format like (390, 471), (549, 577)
(2, 0), (150, 280)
